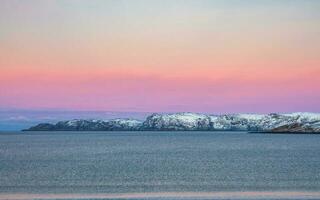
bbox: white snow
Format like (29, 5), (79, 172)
(59, 112), (320, 131)
(236, 114), (265, 120)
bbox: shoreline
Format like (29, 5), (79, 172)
(1, 191), (320, 199)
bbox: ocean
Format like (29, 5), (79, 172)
(0, 131), (320, 200)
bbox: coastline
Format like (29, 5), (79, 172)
(249, 131), (320, 134)
(1, 191), (320, 199)
(20, 130), (320, 134)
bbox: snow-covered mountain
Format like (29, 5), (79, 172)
(26, 119), (142, 131)
(143, 113), (212, 131)
(24, 112), (320, 133)
(143, 112), (320, 132)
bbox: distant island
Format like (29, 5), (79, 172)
(23, 112), (320, 133)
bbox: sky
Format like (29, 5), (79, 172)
(1, 0), (320, 114)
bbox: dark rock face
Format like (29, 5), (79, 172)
(24, 112), (320, 133)
(271, 122), (320, 133)
(26, 123), (56, 131)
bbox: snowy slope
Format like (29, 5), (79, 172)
(25, 112), (320, 132)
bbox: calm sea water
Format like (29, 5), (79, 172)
(0, 131), (320, 199)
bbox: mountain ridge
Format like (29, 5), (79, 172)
(24, 112), (320, 133)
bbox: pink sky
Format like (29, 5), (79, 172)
(1, 0), (320, 113)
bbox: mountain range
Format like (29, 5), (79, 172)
(24, 112), (320, 133)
